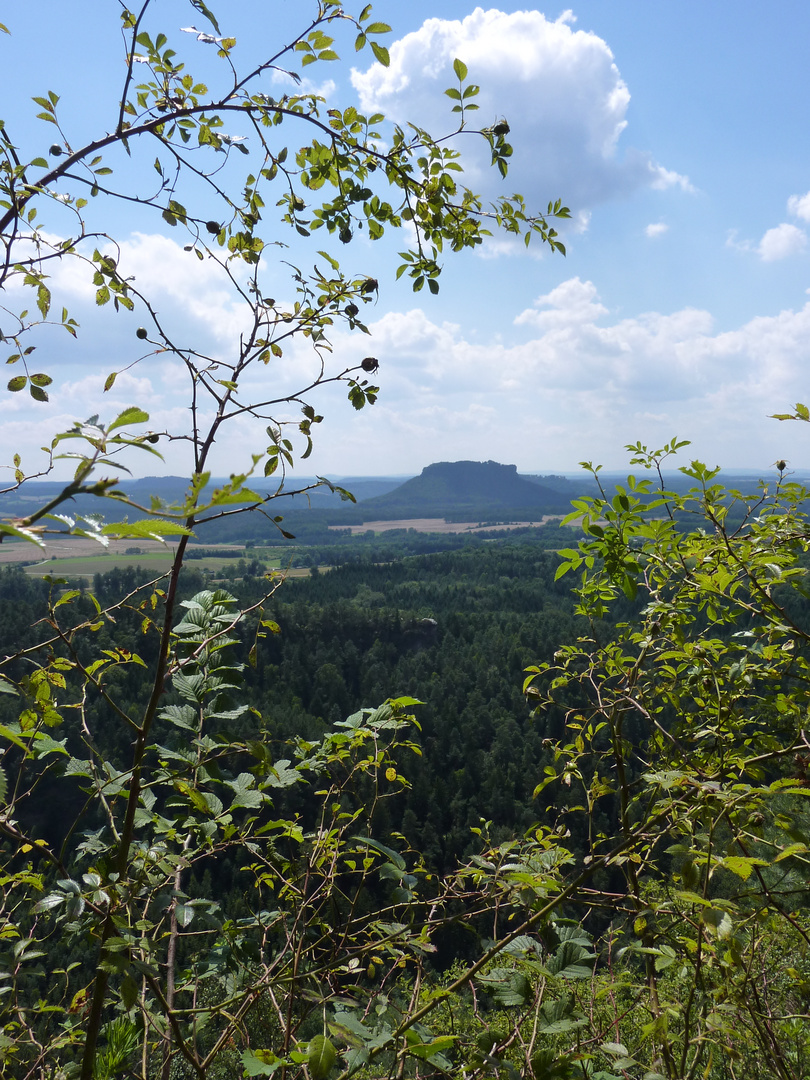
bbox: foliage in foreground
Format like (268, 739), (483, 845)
(521, 440), (810, 1079)
(2, 443), (810, 1079)
(0, 1), (570, 1074)
(1, 1), (808, 1077)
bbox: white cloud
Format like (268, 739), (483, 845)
(351, 8), (691, 216)
(270, 69), (337, 101)
(111, 233), (251, 347)
(4, 230), (258, 363)
(787, 190), (810, 222)
(303, 280), (810, 473)
(0, 229), (348, 477)
(757, 222), (807, 262)
(514, 276), (609, 330)
(731, 192), (810, 261)
(9, 242), (810, 477)
(648, 164), (694, 193)
(725, 228), (749, 254)
(61, 370), (155, 405)
(645, 222), (669, 239)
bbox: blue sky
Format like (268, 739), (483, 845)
(2, 2), (810, 480)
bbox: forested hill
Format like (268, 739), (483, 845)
(332, 460), (573, 522)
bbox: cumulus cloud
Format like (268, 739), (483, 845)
(645, 222), (669, 239)
(111, 233), (252, 347)
(787, 190), (810, 222)
(351, 7), (692, 217)
(60, 370), (155, 409)
(307, 279), (810, 472)
(514, 276), (609, 330)
(648, 165), (694, 193)
(757, 223), (807, 262)
(0, 230), (345, 477)
(731, 191), (810, 262)
(8, 230), (810, 477)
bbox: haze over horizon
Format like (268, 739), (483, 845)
(3, 2), (810, 481)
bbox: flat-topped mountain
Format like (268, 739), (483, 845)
(0, 462), (575, 532)
(336, 460), (572, 521)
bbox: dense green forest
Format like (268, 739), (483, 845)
(1, 541), (584, 869)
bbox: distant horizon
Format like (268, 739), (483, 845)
(8, 461), (810, 487)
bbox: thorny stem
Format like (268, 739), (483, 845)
(161, 835), (192, 1080)
(79, 530), (192, 1080)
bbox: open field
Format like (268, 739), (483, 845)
(328, 516), (561, 535)
(0, 537), (183, 565)
(0, 537), (280, 578)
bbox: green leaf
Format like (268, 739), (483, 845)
(307, 1035), (337, 1080)
(477, 967), (532, 1006)
(370, 41), (389, 66)
(408, 1035), (457, 1060)
(108, 406), (149, 432)
(0, 723), (30, 752)
(7, 375), (27, 392)
(546, 939), (594, 980)
(0, 523), (46, 548)
(100, 519), (192, 539)
(228, 772), (264, 810)
(453, 57), (468, 81)
(535, 997), (587, 1035)
(174, 903), (195, 928)
(351, 835), (406, 870)
(120, 974), (139, 1011)
(722, 855), (768, 880)
(189, 0), (220, 33)
(32, 893), (65, 913)
(171, 672), (206, 703)
(774, 842), (808, 863)
(159, 704), (197, 730)
(241, 1050), (282, 1076)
